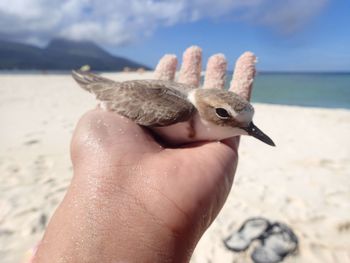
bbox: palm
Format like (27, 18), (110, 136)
(72, 108), (238, 234)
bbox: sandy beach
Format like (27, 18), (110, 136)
(1, 72), (350, 263)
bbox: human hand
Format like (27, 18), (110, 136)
(32, 46), (256, 263)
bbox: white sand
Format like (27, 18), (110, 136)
(0, 72), (349, 263)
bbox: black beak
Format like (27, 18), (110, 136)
(242, 122), (275, 146)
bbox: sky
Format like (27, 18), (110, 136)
(0, 0), (349, 71)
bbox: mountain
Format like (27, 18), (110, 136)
(0, 38), (150, 71)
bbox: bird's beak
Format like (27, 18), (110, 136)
(242, 122), (275, 146)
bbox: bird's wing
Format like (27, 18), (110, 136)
(72, 70), (195, 127)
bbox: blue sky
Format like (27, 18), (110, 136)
(112, 1), (350, 71)
(0, 0), (349, 71)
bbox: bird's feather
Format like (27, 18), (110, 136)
(72, 70), (196, 127)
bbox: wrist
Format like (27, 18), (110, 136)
(34, 169), (199, 263)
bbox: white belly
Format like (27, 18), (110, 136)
(151, 112), (247, 145)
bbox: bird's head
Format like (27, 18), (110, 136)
(188, 89), (275, 146)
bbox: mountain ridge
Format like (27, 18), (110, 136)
(0, 38), (150, 71)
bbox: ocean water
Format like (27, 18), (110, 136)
(1, 71), (350, 109)
(233, 73), (350, 109)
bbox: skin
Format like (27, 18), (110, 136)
(32, 46), (256, 263)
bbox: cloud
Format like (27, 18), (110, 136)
(252, 0), (328, 34)
(0, 0), (328, 46)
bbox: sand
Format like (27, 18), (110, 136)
(0, 72), (349, 263)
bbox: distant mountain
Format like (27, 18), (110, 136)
(0, 38), (150, 71)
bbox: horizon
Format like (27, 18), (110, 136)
(2, 35), (350, 74)
(0, 0), (349, 72)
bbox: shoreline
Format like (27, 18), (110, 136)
(1, 72), (349, 110)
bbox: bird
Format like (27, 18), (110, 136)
(72, 70), (275, 146)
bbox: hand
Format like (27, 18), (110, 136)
(32, 46), (256, 263)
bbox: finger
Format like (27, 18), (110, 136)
(178, 46), (202, 87)
(229, 51), (257, 101)
(153, 54), (178, 81)
(203, 53), (227, 89)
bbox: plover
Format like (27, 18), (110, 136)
(72, 70), (275, 146)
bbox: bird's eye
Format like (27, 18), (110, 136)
(215, 108), (230, 119)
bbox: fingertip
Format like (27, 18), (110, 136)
(236, 51), (257, 65)
(154, 54), (178, 81)
(178, 46), (202, 87)
(184, 45), (202, 56)
(229, 51), (257, 101)
(209, 53), (226, 62)
(241, 51), (256, 60)
(203, 53), (227, 89)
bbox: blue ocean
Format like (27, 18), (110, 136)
(230, 73), (350, 109)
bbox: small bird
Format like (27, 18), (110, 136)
(72, 70), (275, 146)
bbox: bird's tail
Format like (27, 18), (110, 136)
(71, 70), (116, 93)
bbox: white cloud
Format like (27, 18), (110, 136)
(0, 0), (328, 46)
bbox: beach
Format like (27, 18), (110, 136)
(0, 72), (350, 263)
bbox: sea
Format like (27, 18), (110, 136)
(1, 71), (350, 109)
(225, 72), (350, 110)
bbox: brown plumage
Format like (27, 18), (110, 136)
(72, 70), (195, 127)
